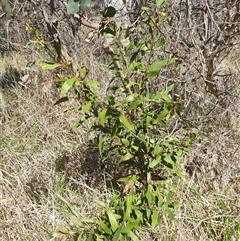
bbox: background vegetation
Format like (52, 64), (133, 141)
(0, 0), (239, 240)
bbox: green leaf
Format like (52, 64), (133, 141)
(102, 6), (117, 18)
(154, 38), (165, 49)
(79, 65), (88, 78)
(146, 208), (151, 220)
(99, 219), (112, 235)
(120, 138), (130, 146)
(97, 135), (104, 154)
(54, 96), (70, 105)
(148, 156), (161, 168)
(104, 33), (114, 44)
(164, 155), (175, 166)
(87, 230), (94, 241)
(1, 0), (12, 18)
(147, 58), (175, 78)
(67, 0), (79, 14)
(118, 174), (139, 182)
(41, 62), (61, 70)
(125, 62), (143, 75)
(77, 233), (83, 241)
(151, 210), (159, 228)
(173, 168), (185, 179)
(121, 38), (130, 47)
(161, 92), (172, 102)
(154, 108), (168, 123)
(55, 193), (79, 217)
(107, 209), (119, 232)
(127, 98), (144, 111)
(173, 201), (181, 208)
(124, 195), (134, 221)
(119, 113), (134, 132)
(120, 153), (134, 162)
(66, 213), (84, 227)
(81, 0), (91, 10)
(141, 6), (151, 11)
(57, 225), (70, 234)
(95, 199), (108, 208)
(166, 191), (173, 203)
(146, 185), (153, 205)
(113, 224), (124, 241)
(156, 187), (164, 205)
(80, 216), (96, 223)
(122, 220), (141, 233)
(126, 230), (140, 241)
(154, 146), (163, 156)
(146, 115), (152, 128)
(157, 0), (165, 7)
(85, 80), (99, 93)
(61, 78), (76, 94)
(114, 94), (138, 107)
(28, 29), (39, 37)
(111, 121), (119, 138)
(164, 206), (175, 220)
(165, 84), (174, 93)
(82, 102), (92, 113)
(136, 42), (148, 51)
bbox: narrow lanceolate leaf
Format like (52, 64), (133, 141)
(80, 216), (96, 223)
(82, 102), (92, 113)
(124, 195), (133, 221)
(165, 84), (174, 94)
(154, 38), (165, 49)
(127, 98), (144, 111)
(99, 108), (107, 126)
(120, 153), (134, 162)
(57, 225), (70, 234)
(147, 58), (176, 78)
(126, 230), (140, 241)
(95, 199), (107, 208)
(164, 206), (175, 220)
(55, 193), (79, 217)
(154, 108), (168, 123)
(54, 96), (70, 105)
(151, 210), (159, 228)
(61, 78), (76, 94)
(113, 224), (124, 241)
(41, 62), (61, 70)
(107, 208), (119, 232)
(66, 213), (84, 227)
(98, 135), (104, 154)
(119, 113), (134, 132)
(99, 219), (112, 235)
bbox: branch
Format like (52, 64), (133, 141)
(72, 13), (100, 30)
(62, 2), (100, 30)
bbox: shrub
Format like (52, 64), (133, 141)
(25, 0), (196, 240)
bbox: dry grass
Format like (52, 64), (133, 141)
(0, 51), (110, 240)
(0, 46), (240, 241)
